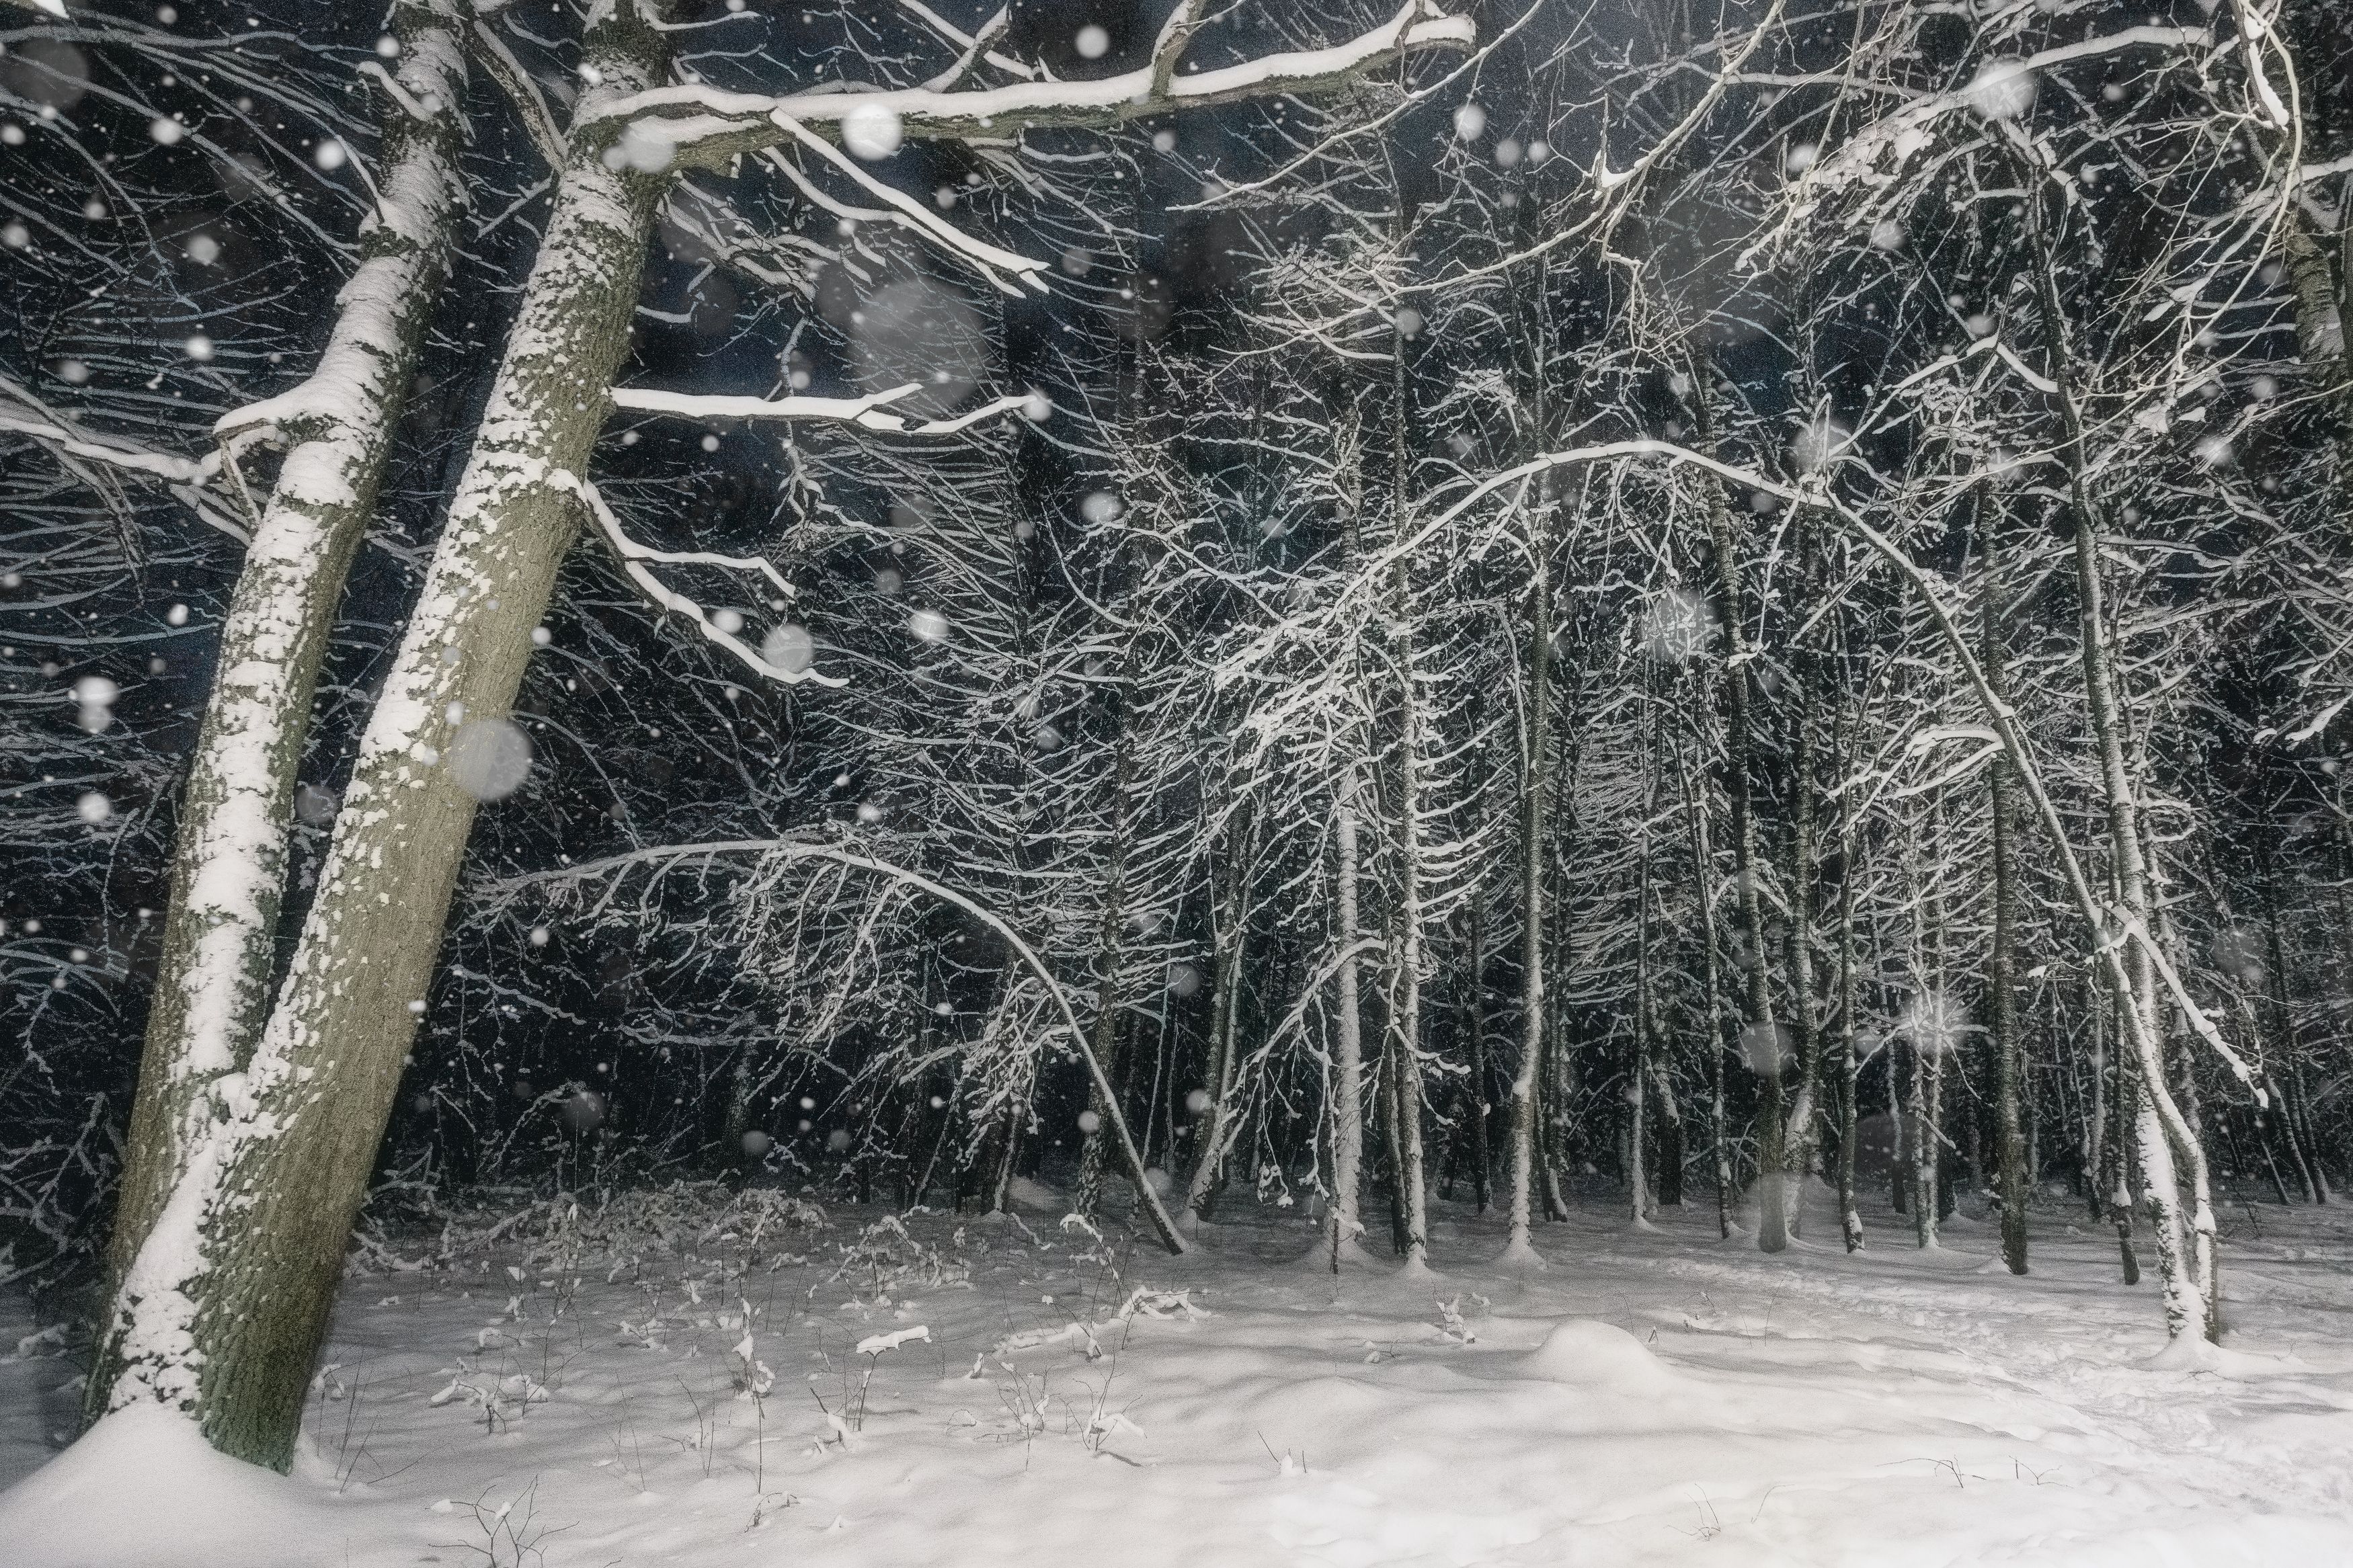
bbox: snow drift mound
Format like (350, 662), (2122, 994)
(1518, 1318), (1685, 1391)
(0, 1403), (352, 1568)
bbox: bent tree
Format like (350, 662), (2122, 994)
(91, 0), (1475, 1468)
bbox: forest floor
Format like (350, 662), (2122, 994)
(3, 1178), (2352, 1567)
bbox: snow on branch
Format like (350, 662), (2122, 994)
(610, 382), (1039, 436)
(0, 382), (247, 542)
(764, 117), (1047, 295)
(902, 1), (1034, 91)
(547, 469), (844, 690)
(0, 410), (216, 487)
(582, 3), (1476, 168)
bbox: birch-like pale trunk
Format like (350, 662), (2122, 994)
(90, 0), (469, 1445)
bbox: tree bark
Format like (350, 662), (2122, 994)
(95, 0), (471, 1419)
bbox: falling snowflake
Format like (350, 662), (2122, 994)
(1640, 587), (1715, 664)
(1790, 412), (1853, 475)
(73, 674), (117, 733)
(1740, 1022), (1792, 1076)
(448, 718), (532, 802)
(762, 623), (814, 673)
(1964, 62), (2037, 122)
(1899, 991), (1967, 1057)
(842, 102), (903, 160)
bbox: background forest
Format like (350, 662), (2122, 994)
(4, 0), (2353, 1492)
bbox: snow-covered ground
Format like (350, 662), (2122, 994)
(5, 1180), (2352, 1567)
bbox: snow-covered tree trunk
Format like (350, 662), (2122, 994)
(90, 0), (469, 1438)
(1460, 894), (1492, 1212)
(88, 4), (670, 1467)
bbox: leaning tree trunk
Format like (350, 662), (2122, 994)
(89, 7), (673, 1468)
(95, 0), (469, 1399)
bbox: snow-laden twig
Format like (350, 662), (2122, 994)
(580, 3), (1475, 166)
(546, 469), (840, 690)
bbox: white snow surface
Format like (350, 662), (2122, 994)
(6, 1182), (2352, 1565)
